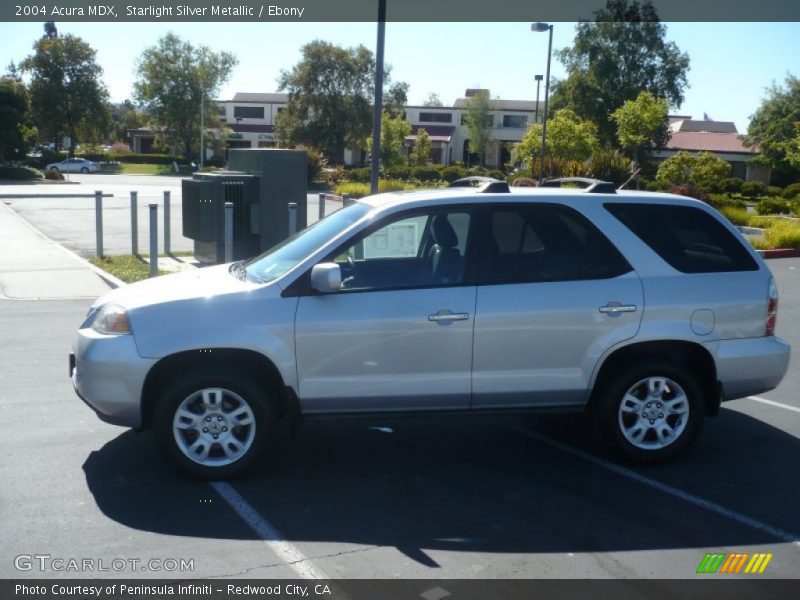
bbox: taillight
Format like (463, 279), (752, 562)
(766, 278), (778, 336)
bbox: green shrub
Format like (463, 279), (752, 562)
(333, 179), (416, 198)
(306, 149), (327, 184)
(667, 184), (710, 202)
(719, 177), (744, 193)
(467, 166), (488, 176)
(741, 180), (767, 198)
(115, 153), (183, 165)
(781, 182), (800, 199)
(718, 205), (749, 226)
(0, 164), (43, 180)
(412, 166), (441, 181)
(385, 165), (411, 180)
(707, 193), (747, 210)
(441, 165), (468, 182)
(486, 169), (505, 180)
(44, 168), (64, 180)
(757, 197), (794, 215)
(766, 185), (783, 197)
(645, 180), (664, 192)
(762, 220), (800, 249)
(345, 167), (371, 183)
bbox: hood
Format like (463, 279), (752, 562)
(93, 264), (266, 311)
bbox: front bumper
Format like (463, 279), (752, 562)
(706, 336), (791, 401)
(71, 328), (156, 428)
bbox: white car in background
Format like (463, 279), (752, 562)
(46, 157), (101, 174)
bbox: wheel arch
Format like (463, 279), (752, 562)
(140, 348), (293, 429)
(588, 340), (720, 416)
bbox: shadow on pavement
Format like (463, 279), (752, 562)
(84, 409), (800, 564)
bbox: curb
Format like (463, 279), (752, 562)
(759, 248), (800, 259)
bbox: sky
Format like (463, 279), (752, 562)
(2, 21), (799, 134)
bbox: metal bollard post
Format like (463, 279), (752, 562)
(224, 201), (233, 263)
(130, 191), (138, 256)
(318, 192), (325, 221)
(343, 193), (352, 206)
(163, 190), (171, 255)
(94, 190), (103, 257)
(288, 202), (298, 236)
(148, 203), (158, 278)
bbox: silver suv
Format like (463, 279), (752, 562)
(71, 182), (790, 478)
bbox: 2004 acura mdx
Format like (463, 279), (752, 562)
(71, 181), (790, 479)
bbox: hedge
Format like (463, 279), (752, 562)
(741, 180), (768, 198)
(782, 183), (800, 200)
(0, 165), (43, 180)
(757, 197), (795, 216)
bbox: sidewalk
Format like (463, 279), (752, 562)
(0, 202), (114, 300)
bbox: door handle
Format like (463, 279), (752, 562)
(428, 311), (470, 322)
(598, 303), (637, 315)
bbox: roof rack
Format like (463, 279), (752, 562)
(539, 177), (616, 194)
(478, 181), (510, 194)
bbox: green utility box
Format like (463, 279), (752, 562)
(181, 149), (307, 263)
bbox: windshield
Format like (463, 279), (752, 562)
(245, 202), (372, 283)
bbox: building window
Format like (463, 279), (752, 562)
(419, 112), (452, 123)
(502, 114), (527, 128)
(233, 106), (265, 119)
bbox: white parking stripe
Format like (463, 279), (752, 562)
(210, 481), (330, 579)
(747, 395), (800, 414)
(515, 427), (800, 547)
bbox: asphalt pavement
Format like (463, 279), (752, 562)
(0, 196), (798, 581)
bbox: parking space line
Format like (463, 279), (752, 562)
(210, 481), (330, 579)
(748, 395), (800, 414)
(514, 426), (800, 547)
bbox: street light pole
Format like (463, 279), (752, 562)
(532, 23), (553, 185)
(534, 74), (543, 124)
(370, 0), (387, 195)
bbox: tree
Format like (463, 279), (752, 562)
(655, 151), (731, 188)
(512, 109), (599, 174)
(410, 128), (432, 166)
(0, 76), (35, 161)
(367, 110), (410, 168)
(746, 74), (800, 179)
(110, 99), (146, 143)
(611, 91), (668, 167)
(551, 0), (689, 146)
(134, 33), (236, 161)
(463, 90), (493, 166)
(423, 93), (443, 107)
(21, 34), (110, 152)
(785, 123), (800, 170)
(275, 40), (407, 164)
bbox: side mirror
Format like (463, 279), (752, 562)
(310, 263), (342, 293)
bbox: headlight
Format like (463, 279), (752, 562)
(91, 304), (132, 335)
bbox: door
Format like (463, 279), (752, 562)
(295, 206), (477, 413)
(472, 203), (643, 409)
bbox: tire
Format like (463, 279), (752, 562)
(80, 167), (88, 173)
(595, 361), (704, 463)
(153, 369), (274, 479)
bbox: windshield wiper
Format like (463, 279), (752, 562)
(229, 260), (247, 281)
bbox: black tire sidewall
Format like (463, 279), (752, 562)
(153, 370), (273, 479)
(598, 362), (704, 463)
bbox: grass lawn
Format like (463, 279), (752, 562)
(91, 255), (168, 283)
(104, 163), (194, 176)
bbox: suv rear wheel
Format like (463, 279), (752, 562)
(597, 362), (704, 463)
(153, 370), (273, 479)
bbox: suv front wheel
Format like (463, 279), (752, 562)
(153, 370), (273, 479)
(597, 362), (704, 463)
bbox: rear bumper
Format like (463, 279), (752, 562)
(706, 336), (791, 401)
(71, 328), (156, 428)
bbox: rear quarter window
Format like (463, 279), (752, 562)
(604, 203), (758, 273)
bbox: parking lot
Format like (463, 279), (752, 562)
(1, 211), (798, 584)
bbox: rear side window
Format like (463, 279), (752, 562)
(484, 204), (632, 284)
(605, 203), (758, 273)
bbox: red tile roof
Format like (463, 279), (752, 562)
(665, 131), (757, 154)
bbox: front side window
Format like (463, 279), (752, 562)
(326, 208), (473, 292)
(245, 203), (371, 283)
(484, 204), (632, 284)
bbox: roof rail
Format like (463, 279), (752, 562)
(539, 177), (616, 194)
(478, 181), (510, 194)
